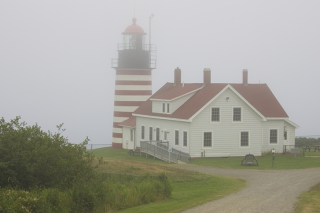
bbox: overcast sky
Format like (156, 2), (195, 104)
(1, 0), (319, 144)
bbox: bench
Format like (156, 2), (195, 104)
(128, 150), (138, 156)
(241, 154), (259, 166)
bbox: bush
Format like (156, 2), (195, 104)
(0, 116), (95, 190)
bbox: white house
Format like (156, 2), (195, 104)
(119, 68), (299, 157)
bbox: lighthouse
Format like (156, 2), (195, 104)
(111, 18), (156, 149)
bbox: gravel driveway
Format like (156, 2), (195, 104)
(176, 165), (320, 213)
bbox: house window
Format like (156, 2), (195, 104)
(203, 132), (212, 147)
(167, 103), (170, 113)
(164, 131), (167, 141)
(241, 132), (249, 147)
(270, 129), (278, 143)
(130, 129), (134, 141)
(211, 108), (220, 121)
(141, 126), (145, 139)
(175, 130), (179, 145)
(149, 127), (153, 141)
(233, 107), (241, 121)
(162, 103), (165, 113)
(183, 131), (188, 146)
(284, 131), (287, 140)
(156, 128), (160, 141)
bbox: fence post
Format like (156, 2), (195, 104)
(154, 145), (155, 159)
(169, 151), (170, 164)
(91, 144), (93, 150)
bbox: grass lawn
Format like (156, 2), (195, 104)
(189, 154), (320, 170)
(92, 147), (246, 213)
(294, 182), (320, 213)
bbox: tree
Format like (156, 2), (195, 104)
(0, 116), (95, 189)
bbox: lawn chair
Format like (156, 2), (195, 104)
(241, 154), (259, 166)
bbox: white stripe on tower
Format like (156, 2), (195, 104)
(112, 69), (152, 148)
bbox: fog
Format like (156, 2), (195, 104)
(1, 0), (319, 144)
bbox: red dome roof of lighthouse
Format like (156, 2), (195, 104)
(122, 18), (146, 35)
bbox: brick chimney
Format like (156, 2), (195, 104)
(243, 69), (248, 85)
(174, 67), (181, 85)
(203, 68), (211, 84)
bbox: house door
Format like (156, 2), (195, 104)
(128, 128), (135, 150)
(284, 131), (289, 145)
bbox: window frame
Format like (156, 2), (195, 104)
(232, 106), (243, 123)
(163, 129), (168, 141)
(174, 130), (179, 146)
(210, 107), (221, 123)
(239, 131), (250, 148)
(149, 126), (153, 141)
(269, 129), (278, 144)
(183, 131), (188, 147)
(202, 131), (213, 149)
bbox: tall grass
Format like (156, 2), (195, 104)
(0, 173), (172, 213)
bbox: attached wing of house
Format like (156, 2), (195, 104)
(119, 68), (299, 157)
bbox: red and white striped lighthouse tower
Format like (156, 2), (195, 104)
(111, 18), (156, 148)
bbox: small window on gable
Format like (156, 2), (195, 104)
(162, 103), (165, 113)
(183, 131), (188, 146)
(241, 132), (249, 147)
(156, 128), (160, 141)
(233, 107), (241, 121)
(175, 130), (179, 145)
(167, 103), (170, 113)
(141, 126), (145, 139)
(270, 129), (277, 144)
(211, 108), (220, 122)
(203, 132), (212, 147)
(149, 127), (153, 141)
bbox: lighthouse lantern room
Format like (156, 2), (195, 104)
(111, 18), (156, 149)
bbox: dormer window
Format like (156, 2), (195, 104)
(162, 103), (165, 113)
(167, 103), (170, 113)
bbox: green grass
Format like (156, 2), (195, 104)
(117, 176), (244, 213)
(189, 154), (320, 170)
(294, 182), (320, 213)
(92, 147), (246, 213)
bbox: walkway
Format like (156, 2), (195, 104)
(176, 165), (320, 213)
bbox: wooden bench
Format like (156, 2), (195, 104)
(241, 154), (259, 166)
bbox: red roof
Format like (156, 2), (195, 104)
(118, 116), (136, 127)
(122, 18), (146, 35)
(151, 83), (203, 100)
(133, 83), (288, 120)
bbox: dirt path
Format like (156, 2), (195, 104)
(176, 165), (320, 213)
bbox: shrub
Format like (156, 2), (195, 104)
(0, 116), (95, 190)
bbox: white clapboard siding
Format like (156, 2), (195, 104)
(285, 121), (296, 146)
(190, 88), (263, 157)
(262, 120), (284, 153)
(152, 101), (164, 113)
(135, 117), (190, 154)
